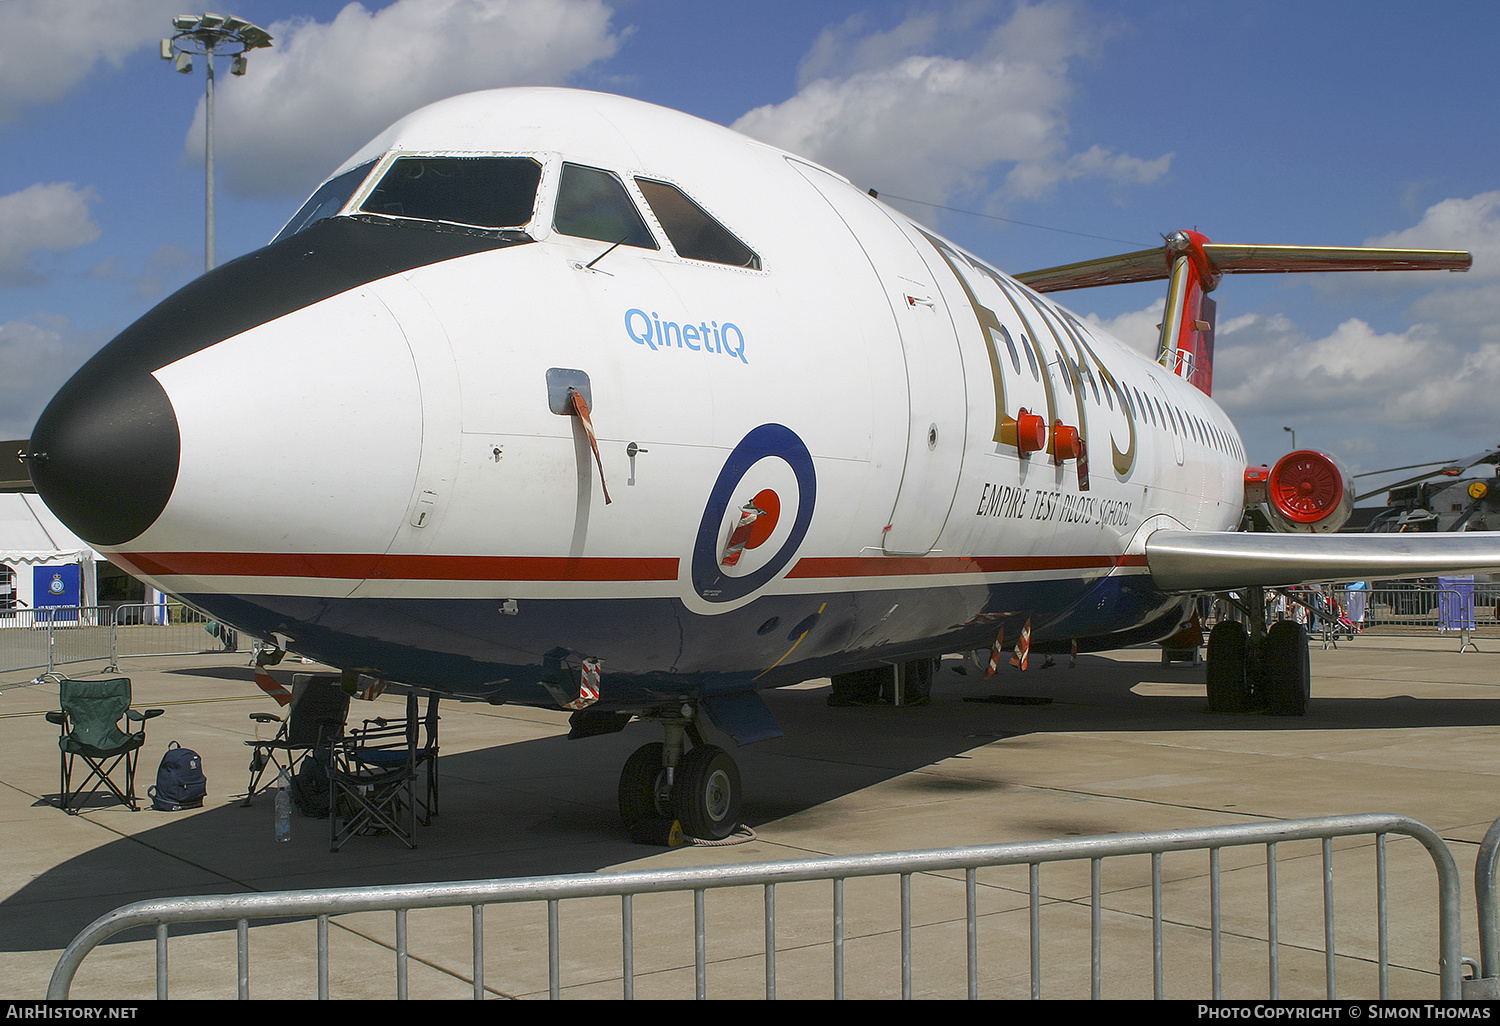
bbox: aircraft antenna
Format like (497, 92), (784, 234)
(867, 192), (1149, 248)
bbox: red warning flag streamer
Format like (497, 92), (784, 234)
(566, 657), (602, 710)
(984, 627), (1006, 678)
(1011, 618), (1032, 671)
(253, 669), (293, 707)
(720, 502), (765, 568)
(569, 388), (612, 505)
(354, 675), (388, 702)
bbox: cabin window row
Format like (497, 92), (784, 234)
(1116, 379), (1244, 462)
(995, 321), (1242, 462)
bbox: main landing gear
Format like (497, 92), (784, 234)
(1205, 586), (1310, 716)
(618, 706), (743, 843)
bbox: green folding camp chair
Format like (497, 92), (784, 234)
(45, 677), (163, 813)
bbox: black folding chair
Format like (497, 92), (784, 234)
(410, 692), (440, 824)
(328, 713), (418, 851)
(45, 677), (163, 813)
(242, 674), (350, 805)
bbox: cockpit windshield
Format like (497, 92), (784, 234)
(272, 161), (376, 243)
(358, 156), (542, 232)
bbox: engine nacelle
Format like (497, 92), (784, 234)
(1258, 449), (1355, 533)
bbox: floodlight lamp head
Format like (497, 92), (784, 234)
(238, 24), (273, 49)
(173, 15), (198, 30)
(199, 13), (225, 29)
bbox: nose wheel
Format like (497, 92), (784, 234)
(618, 713), (743, 843)
(673, 744), (741, 840)
(618, 742), (673, 824)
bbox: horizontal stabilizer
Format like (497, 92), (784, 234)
(1145, 530), (1500, 593)
(1017, 243), (1471, 294)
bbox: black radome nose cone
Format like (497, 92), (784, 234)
(29, 370), (180, 547)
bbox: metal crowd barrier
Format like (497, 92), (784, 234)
(48, 813), (1463, 1000)
(1206, 583), (1496, 653)
(0, 602), (238, 677)
(110, 601), (238, 664)
(1328, 586), (1493, 652)
(0, 606), (111, 676)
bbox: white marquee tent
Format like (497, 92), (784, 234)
(0, 493), (98, 610)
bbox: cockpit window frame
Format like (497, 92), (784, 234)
(551, 162), (660, 252)
(352, 152), (547, 235)
(272, 160), (379, 244)
(632, 176), (763, 272)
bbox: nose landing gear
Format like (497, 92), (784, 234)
(618, 706), (743, 843)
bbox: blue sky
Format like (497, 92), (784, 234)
(3, 0), (1498, 501)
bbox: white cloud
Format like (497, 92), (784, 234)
(1367, 190), (1500, 280)
(0, 315), (90, 438)
(1209, 311), (1500, 470)
(1081, 301), (1161, 356)
(0, 0), (181, 123)
(732, 1), (1168, 206)
(0, 183), (101, 287)
(188, 0), (621, 198)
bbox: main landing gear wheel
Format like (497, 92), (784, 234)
(618, 742), (673, 841)
(1260, 620), (1310, 716)
(1206, 620), (1251, 714)
(673, 744), (742, 841)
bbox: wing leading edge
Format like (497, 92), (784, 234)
(1145, 530), (1500, 592)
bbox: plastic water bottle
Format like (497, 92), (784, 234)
(275, 768), (292, 843)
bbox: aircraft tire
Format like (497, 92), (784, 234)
(618, 742), (672, 829)
(1206, 620), (1251, 714)
(673, 744), (741, 840)
(1261, 621), (1310, 716)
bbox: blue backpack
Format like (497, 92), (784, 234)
(149, 742), (207, 811)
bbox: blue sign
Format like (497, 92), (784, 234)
(35, 564), (81, 609)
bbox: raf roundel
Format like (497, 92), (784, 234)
(689, 424), (816, 609)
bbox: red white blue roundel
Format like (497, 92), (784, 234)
(691, 424), (816, 606)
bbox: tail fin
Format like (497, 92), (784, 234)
(1014, 232), (1471, 397)
(1159, 230), (1217, 394)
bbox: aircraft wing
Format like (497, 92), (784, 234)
(1145, 530), (1500, 592)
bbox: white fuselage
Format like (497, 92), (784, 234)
(41, 89), (1248, 705)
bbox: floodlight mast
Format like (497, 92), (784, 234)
(161, 14), (273, 272)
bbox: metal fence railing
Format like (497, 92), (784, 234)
(0, 602), (238, 677)
(1206, 583), (1496, 652)
(110, 601), (238, 663)
(0, 606), (112, 676)
(48, 813), (1463, 1001)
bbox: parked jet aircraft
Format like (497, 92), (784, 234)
(23, 88), (1500, 840)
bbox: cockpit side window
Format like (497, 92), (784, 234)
(553, 163), (658, 250)
(635, 178), (761, 269)
(273, 161), (376, 243)
(359, 156), (542, 230)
